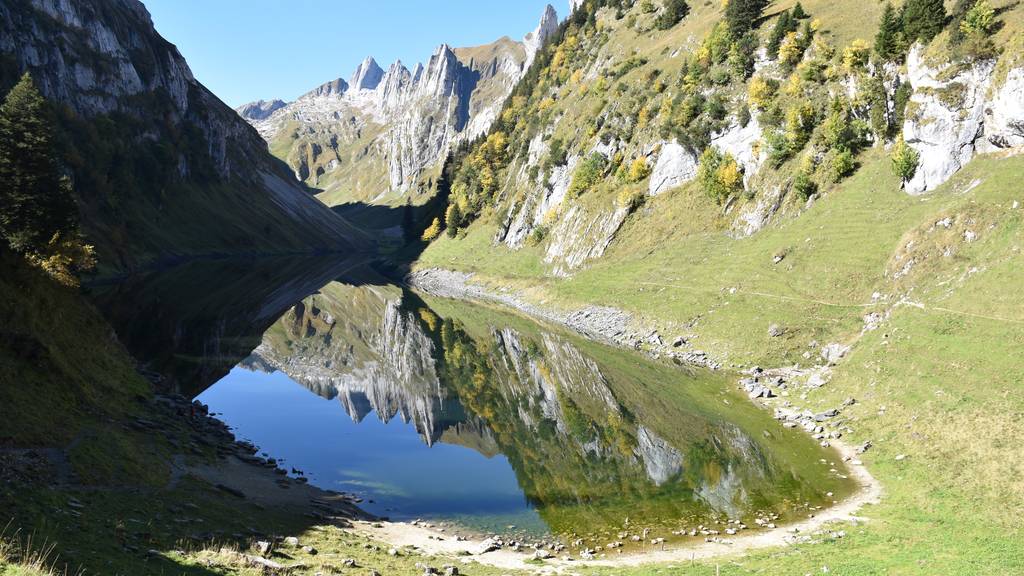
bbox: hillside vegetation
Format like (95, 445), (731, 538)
(414, 0), (1024, 573)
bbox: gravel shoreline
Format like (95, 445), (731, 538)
(401, 266), (883, 571)
(407, 267), (721, 369)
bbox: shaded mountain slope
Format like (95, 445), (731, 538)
(0, 0), (370, 273)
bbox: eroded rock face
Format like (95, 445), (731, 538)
(244, 6), (560, 201)
(732, 185), (785, 238)
(636, 426), (684, 486)
(648, 141), (698, 196)
(903, 46), (995, 195)
(498, 155), (579, 249)
(236, 99), (287, 121)
(0, 0), (363, 268)
(349, 56), (385, 91)
(711, 116), (764, 182)
(545, 205), (630, 276)
(902, 46), (1024, 194)
(983, 67), (1024, 150)
(524, 4), (559, 71)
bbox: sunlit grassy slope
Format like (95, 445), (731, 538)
(420, 147), (1024, 574)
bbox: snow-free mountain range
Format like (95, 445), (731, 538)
(236, 5), (560, 206)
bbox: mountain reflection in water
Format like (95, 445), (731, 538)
(91, 259), (854, 540)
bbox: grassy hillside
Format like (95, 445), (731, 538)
(412, 0), (1024, 572)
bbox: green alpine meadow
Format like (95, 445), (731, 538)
(1, 0), (1021, 574)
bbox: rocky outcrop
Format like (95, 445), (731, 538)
(648, 141), (698, 196)
(711, 116), (764, 182)
(903, 46), (995, 194)
(636, 426), (684, 485)
(983, 67), (1024, 150)
(498, 154), (578, 248)
(244, 6), (560, 202)
(732, 185), (785, 237)
(0, 0), (365, 269)
(903, 46), (1024, 195)
(545, 205), (630, 275)
(523, 4), (559, 70)
(236, 99), (287, 121)
(349, 57), (384, 91)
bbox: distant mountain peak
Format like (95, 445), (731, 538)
(241, 4), (562, 202)
(524, 5), (560, 69)
(235, 99), (286, 121)
(349, 56), (384, 91)
(304, 77), (349, 99)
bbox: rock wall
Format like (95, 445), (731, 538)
(903, 45), (1024, 194)
(648, 141), (698, 196)
(0, 0), (364, 269)
(239, 6), (560, 201)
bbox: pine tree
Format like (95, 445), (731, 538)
(875, 2), (903, 60)
(792, 2), (808, 19)
(655, 0), (690, 30)
(767, 10), (793, 56)
(903, 0), (947, 44)
(724, 0), (769, 39)
(444, 202), (462, 238)
(0, 73), (77, 254)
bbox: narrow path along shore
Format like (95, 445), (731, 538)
(397, 266), (884, 571)
(353, 436), (880, 572)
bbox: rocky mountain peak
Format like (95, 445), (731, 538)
(304, 77), (348, 99)
(235, 99), (286, 121)
(524, 4), (560, 68)
(349, 56), (384, 91)
(242, 4), (561, 201)
(417, 43), (462, 100)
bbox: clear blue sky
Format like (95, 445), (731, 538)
(142, 0), (569, 108)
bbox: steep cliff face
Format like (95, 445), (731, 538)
(237, 5), (560, 206)
(237, 98), (286, 120)
(903, 45), (1024, 194)
(0, 0), (366, 271)
(429, 0), (1024, 276)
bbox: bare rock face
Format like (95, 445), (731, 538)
(236, 99), (287, 121)
(523, 4), (559, 70)
(545, 205), (630, 276)
(902, 46), (1024, 195)
(982, 67), (1024, 150)
(636, 426), (684, 486)
(648, 141), (698, 196)
(0, 0), (365, 269)
(903, 45), (995, 195)
(349, 56), (384, 91)
(244, 5), (560, 202)
(711, 116), (764, 182)
(733, 185), (785, 238)
(306, 77), (349, 98)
